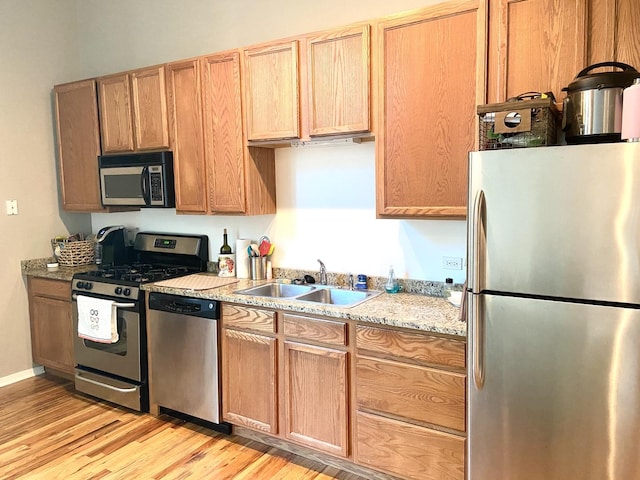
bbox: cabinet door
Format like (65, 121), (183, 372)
(28, 279), (74, 375)
(588, 0), (640, 68)
(53, 79), (104, 212)
(222, 328), (278, 433)
(283, 341), (349, 457)
(202, 52), (246, 214)
(487, 0), (587, 104)
(376, 0), (486, 218)
(97, 73), (135, 153)
(243, 40), (300, 141)
(131, 66), (170, 151)
(306, 25), (370, 137)
(166, 59), (208, 213)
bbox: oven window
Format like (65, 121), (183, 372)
(104, 174), (143, 199)
(82, 316), (127, 356)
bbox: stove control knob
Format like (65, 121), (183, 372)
(115, 287), (123, 295)
(75, 281), (84, 289)
(123, 288), (131, 297)
(84, 282), (93, 290)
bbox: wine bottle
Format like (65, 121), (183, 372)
(220, 228), (232, 254)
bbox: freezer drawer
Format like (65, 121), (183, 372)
(468, 293), (640, 480)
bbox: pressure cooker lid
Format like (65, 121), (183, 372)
(564, 62), (640, 92)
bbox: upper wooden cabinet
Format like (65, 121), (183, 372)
(97, 65), (169, 153)
(243, 40), (300, 141)
(588, 0), (640, 68)
(53, 79), (104, 212)
(202, 52), (276, 215)
(487, 0), (587, 104)
(166, 59), (208, 213)
(303, 24), (371, 138)
(375, 0), (487, 218)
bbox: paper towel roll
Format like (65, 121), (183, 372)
(622, 79), (640, 141)
(235, 238), (251, 279)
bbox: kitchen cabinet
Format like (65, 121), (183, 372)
(487, 0), (587, 104)
(53, 79), (104, 212)
(302, 24), (371, 138)
(166, 59), (208, 213)
(243, 40), (300, 141)
(201, 52), (276, 214)
(282, 314), (349, 457)
(375, 0), (487, 218)
(27, 277), (74, 376)
(221, 304), (278, 433)
(588, 0), (640, 68)
(97, 65), (169, 153)
(354, 324), (466, 480)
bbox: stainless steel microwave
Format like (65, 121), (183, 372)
(98, 151), (175, 208)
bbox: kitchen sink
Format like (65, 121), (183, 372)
(234, 282), (381, 307)
(235, 283), (315, 298)
(295, 288), (380, 307)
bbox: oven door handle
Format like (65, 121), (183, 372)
(76, 372), (138, 393)
(72, 294), (135, 309)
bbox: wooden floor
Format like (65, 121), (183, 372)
(0, 374), (367, 480)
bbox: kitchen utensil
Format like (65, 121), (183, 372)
(267, 243), (275, 256)
(562, 61), (640, 144)
(250, 243), (260, 256)
(259, 238), (271, 257)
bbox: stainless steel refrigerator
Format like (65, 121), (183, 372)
(467, 143), (640, 480)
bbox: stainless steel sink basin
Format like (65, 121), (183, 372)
(234, 282), (381, 308)
(295, 288), (381, 307)
(235, 283), (315, 298)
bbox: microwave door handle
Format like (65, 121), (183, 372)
(141, 166), (150, 206)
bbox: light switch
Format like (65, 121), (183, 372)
(6, 200), (18, 215)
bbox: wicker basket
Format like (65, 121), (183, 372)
(477, 96), (560, 150)
(52, 239), (95, 266)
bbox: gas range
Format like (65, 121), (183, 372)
(72, 232), (209, 300)
(71, 231), (209, 412)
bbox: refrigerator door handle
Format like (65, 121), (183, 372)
(471, 293), (485, 389)
(471, 189), (486, 292)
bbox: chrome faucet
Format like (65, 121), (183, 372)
(347, 273), (354, 290)
(317, 259), (327, 285)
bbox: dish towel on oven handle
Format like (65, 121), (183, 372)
(77, 295), (119, 343)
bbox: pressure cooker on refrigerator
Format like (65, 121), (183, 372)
(562, 62), (640, 144)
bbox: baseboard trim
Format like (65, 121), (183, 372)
(233, 425), (402, 480)
(0, 366), (45, 388)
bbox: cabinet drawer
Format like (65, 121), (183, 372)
(356, 355), (465, 432)
(356, 324), (465, 370)
(356, 411), (464, 480)
(283, 313), (347, 346)
(28, 277), (71, 301)
(222, 304), (276, 334)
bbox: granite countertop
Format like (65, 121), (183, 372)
(21, 260), (466, 338)
(143, 276), (467, 338)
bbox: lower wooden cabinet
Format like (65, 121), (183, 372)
(283, 339), (348, 457)
(219, 304), (466, 480)
(356, 411), (465, 480)
(27, 277), (74, 375)
(354, 324), (467, 480)
(221, 305), (278, 433)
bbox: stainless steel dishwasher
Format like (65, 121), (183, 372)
(148, 292), (226, 426)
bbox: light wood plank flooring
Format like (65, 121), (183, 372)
(0, 374), (367, 479)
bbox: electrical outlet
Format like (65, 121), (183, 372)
(443, 256), (463, 270)
(5, 200), (18, 216)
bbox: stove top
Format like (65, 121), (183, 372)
(79, 263), (196, 284)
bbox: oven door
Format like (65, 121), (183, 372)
(99, 165), (147, 206)
(72, 296), (143, 382)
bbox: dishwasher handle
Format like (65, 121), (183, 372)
(148, 292), (220, 319)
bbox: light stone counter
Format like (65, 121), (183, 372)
(21, 259), (466, 337)
(142, 276), (466, 338)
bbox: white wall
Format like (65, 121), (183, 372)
(0, 0), (92, 378)
(85, 0), (468, 283)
